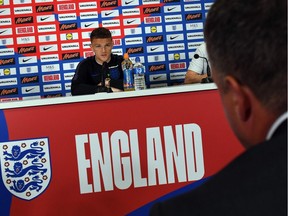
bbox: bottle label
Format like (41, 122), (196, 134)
(123, 69), (134, 90)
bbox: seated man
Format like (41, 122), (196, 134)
(184, 42), (211, 84)
(71, 27), (124, 95)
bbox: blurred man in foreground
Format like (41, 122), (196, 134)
(150, 0), (287, 215)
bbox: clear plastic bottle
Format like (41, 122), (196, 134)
(133, 56), (146, 91)
(122, 53), (134, 91)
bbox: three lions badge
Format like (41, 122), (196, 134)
(0, 138), (51, 200)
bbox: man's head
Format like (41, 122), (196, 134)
(90, 27), (114, 64)
(205, 0), (287, 147)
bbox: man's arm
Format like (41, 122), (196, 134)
(184, 70), (208, 84)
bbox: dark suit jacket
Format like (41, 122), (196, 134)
(150, 120), (287, 216)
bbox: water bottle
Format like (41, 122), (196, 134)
(133, 56), (146, 91)
(122, 53), (134, 91)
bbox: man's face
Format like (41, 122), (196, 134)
(90, 38), (113, 64)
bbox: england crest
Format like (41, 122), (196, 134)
(0, 138), (51, 201)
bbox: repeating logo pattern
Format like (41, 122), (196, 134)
(0, 138), (51, 200)
(0, 0), (214, 101)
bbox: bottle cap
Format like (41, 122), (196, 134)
(123, 53), (129, 60)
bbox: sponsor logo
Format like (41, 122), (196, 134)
(0, 138), (51, 200)
(66, 33), (73, 40)
(153, 75), (162, 80)
(58, 3), (76, 11)
(0, 87), (18, 96)
(79, 2), (97, 10)
(122, 8), (140, 16)
(102, 20), (120, 27)
(150, 47), (159, 51)
(105, 11), (114, 16)
(184, 4), (202, 11)
(0, 78), (17, 86)
(124, 0), (135, 5)
(40, 54), (59, 62)
(143, 7), (161, 14)
(146, 35), (163, 43)
(43, 84), (62, 92)
(143, 0), (160, 4)
(186, 22), (203, 31)
(36, 5), (54, 13)
(0, 58), (15, 66)
(0, 30), (7, 35)
(19, 56), (37, 64)
(125, 37), (142, 45)
(167, 43), (185, 51)
(80, 12), (98, 19)
(0, 18), (11, 26)
(42, 74), (61, 82)
(37, 15), (55, 23)
(170, 72), (186, 80)
(0, 48), (14, 56)
(21, 76), (39, 84)
(22, 58), (32, 63)
(185, 13), (202, 21)
(18, 46), (36, 54)
(14, 7), (33, 15)
(167, 7), (176, 11)
(58, 13), (77, 21)
(59, 23), (77, 31)
(149, 73), (167, 81)
(22, 86), (40, 94)
(62, 52), (80, 60)
(127, 19), (136, 24)
(25, 87), (35, 92)
(165, 15), (182, 22)
(16, 26), (34, 34)
(174, 53), (180, 60)
(169, 62), (186, 70)
(61, 43), (79, 51)
(3, 68), (11, 75)
(84, 23), (94, 28)
(144, 16), (161, 24)
(19, 66), (38, 74)
(100, 0), (118, 8)
(43, 47), (53, 52)
(17, 36), (35, 44)
(126, 47), (143, 54)
(164, 0), (180, 2)
(149, 64), (166, 72)
(44, 93), (62, 98)
(15, 16), (33, 24)
(41, 64), (60, 73)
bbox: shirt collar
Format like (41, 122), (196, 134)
(266, 111), (288, 140)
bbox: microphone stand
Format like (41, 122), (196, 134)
(194, 54), (213, 83)
(102, 62), (112, 93)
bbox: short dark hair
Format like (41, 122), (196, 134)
(90, 27), (112, 42)
(205, 0), (287, 114)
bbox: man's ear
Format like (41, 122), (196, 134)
(224, 76), (252, 122)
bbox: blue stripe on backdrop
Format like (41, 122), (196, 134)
(0, 110), (12, 216)
(127, 177), (209, 216)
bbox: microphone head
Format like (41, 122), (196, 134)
(194, 54), (199, 59)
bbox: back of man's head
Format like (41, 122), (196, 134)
(205, 0), (287, 115)
(90, 27), (112, 42)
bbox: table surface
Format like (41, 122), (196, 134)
(0, 83), (217, 109)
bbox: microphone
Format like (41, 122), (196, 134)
(194, 54), (213, 83)
(102, 62), (112, 93)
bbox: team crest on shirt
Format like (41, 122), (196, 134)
(0, 138), (51, 200)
